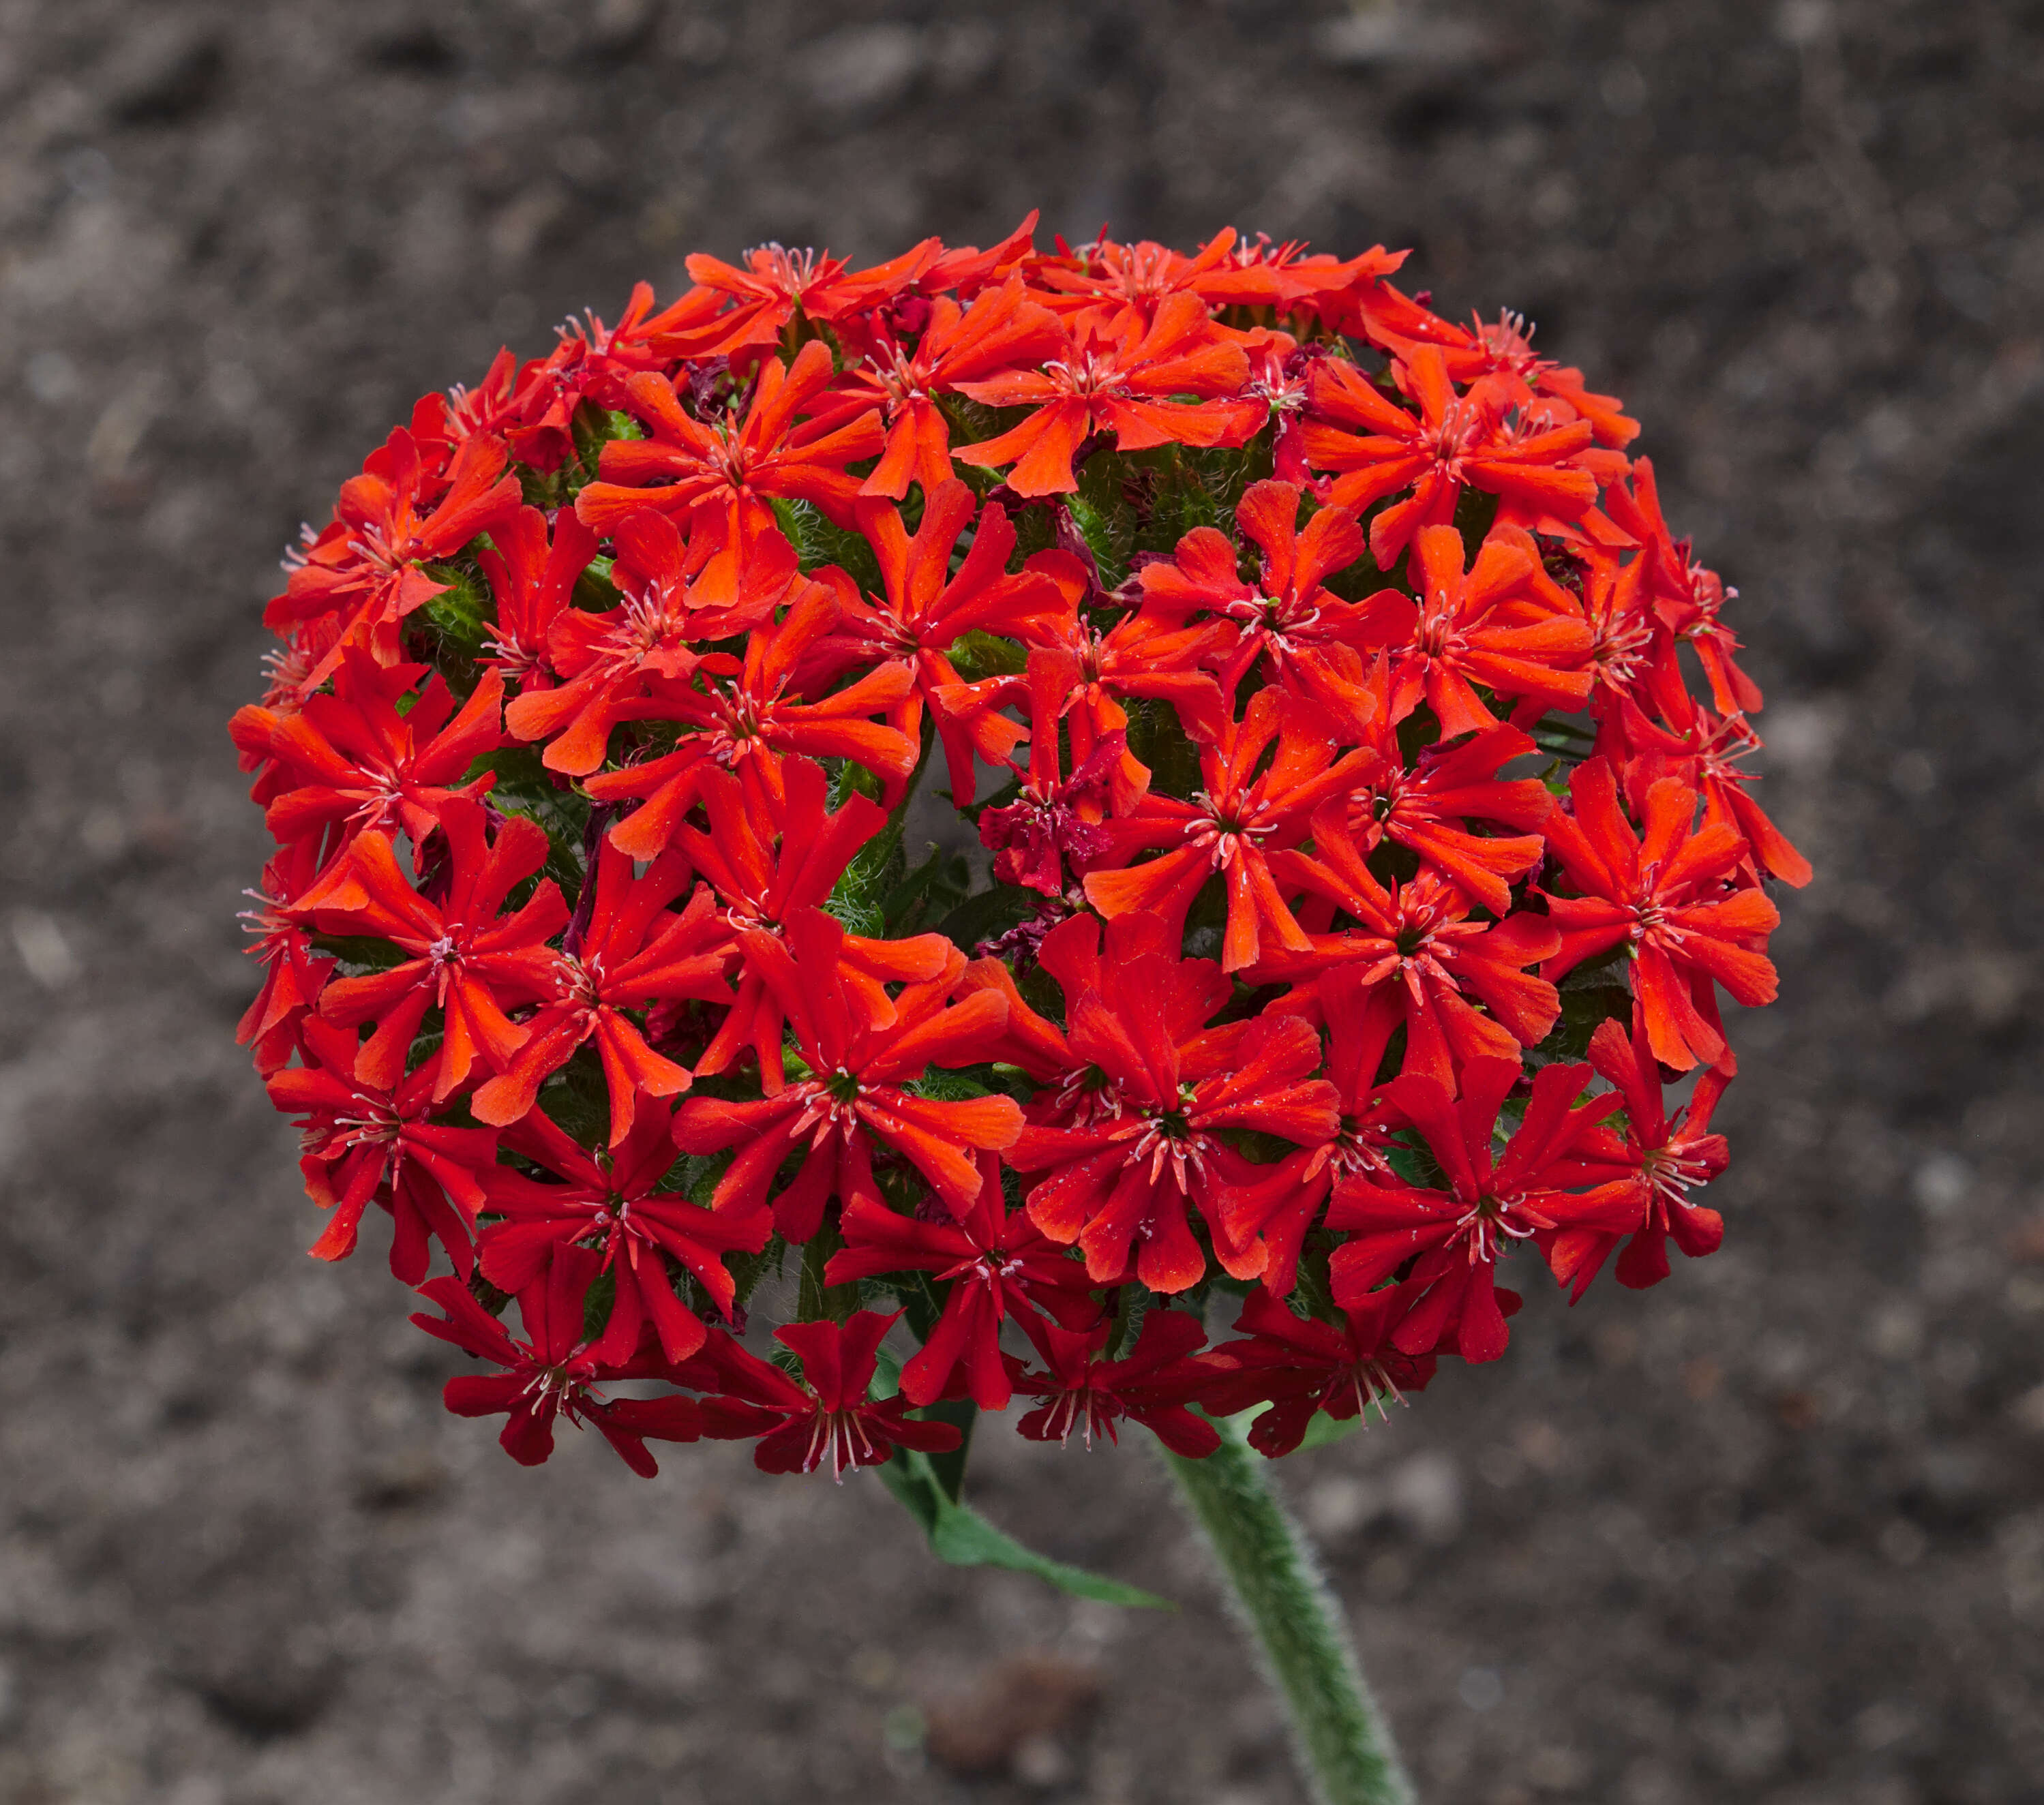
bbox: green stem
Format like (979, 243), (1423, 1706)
(1159, 1413), (1417, 1805)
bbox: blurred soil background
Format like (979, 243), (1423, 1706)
(0, 1), (2041, 1801)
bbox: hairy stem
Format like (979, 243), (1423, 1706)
(1159, 1413), (1416, 1805)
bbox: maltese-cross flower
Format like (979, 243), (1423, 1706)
(232, 648), (504, 868)
(1302, 343), (1599, 568)
(412, 1242), (706, 1476)
(1200, 1286), (1441, 1458)
(1083, 682), (1372, 973)
(574, 338), (886, 541)
(476, 502), (600, 690)
(833, 272), (1066, 499)
(680, 1311), (963, 1480)
(1007, 1306), (1226, 1458)
(1356, 523), (1595, 737)
(469, 847), (734, 1143)
(1327, 1057), (1629, 1363)
(1540, 760), (1781, 1073)
(502, 507), (796, 776)
(672, 909), (1023, 1239)
(581, 575), (918, 859)
(476, 1099), (771, 1366)
(953, 292), (1261, 496)
(266, 427), (522, 683)
(1544, 1015), (1731, 1298)
(1259, 803), (1561, 1091)
(820, 480), (1079, 805)
(1010, 914), (1340, 1290)
(1134, 479), (1408, 688)
(827, 1153), (1100, 1411)
(301, 800), (569, 1099)
(667, 239), (942, 359)
(677, 757), (952, 1090)
(265, 1014), (499, 1283)
(1342, 705), (1555, 918)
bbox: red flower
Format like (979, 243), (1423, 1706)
(822, 481), (1079, 804)
(502, 509), (796, 777)
(477, 1099), (771, 1365)
(305, 800), (570, 1099)
(670, 239), (942, 358)
(1326, 1057), (1625, 1362)
(1010, 915), (1340, 1290)
(1032, 226), (1258, 335)
(1540, 761), (1780, 1073)
(409, 346), (559, 471)
(671, 909), (1023, 1239)
(681, 1311), (963, 1479)
(1260, 804), (1561, 1090)
(412, 1242), (705, 1476)
(952, 294), (1260, 496)
(1083, 684), (1371, 973)
(1544, 1016), (1730, 1297)
(237, 843), (335, 1074)
(1342, 708), (1555, 918)
(1604, 457), (1763, 715)
(476, 502), (601, 689)
(677, 757), (953, 1091)
(1302, 346), (1597, 568)
(1213, 974), (1407, 1296)
(827, 1155), (1099, 1410)
(547, 279), (730, 410)
(266, 428), (521, 682)
(266, 1014), (499, 1282)
(974, 649), (1130, 897)
(1371, 306), (1641, 449)
(941, 613), (1228, 828)
(1356, 524), (1595, 737)
(1136, 481), (1407, 686)
(1200, 1287), (1439, 1458)
(1608, 643), (1812, 888)
(574, 339), (886, 541)
(470, 849), (734, 1142)
(232, 648), (504, 864)
(580, 576), (918, 860)
(1006, 1307), (1224, 1458)
(836, 273), (1066, 499)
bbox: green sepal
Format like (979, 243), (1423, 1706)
(769, 497), (883, 591)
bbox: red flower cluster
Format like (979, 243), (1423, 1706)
(235, 221), (1801, 1482)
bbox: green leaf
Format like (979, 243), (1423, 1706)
(412, 562), (493, 691)
(878, 1446), (1175, 1609)
(882, 843), (971, 937)
(307, 932), (410, 974)
(580, 1269), (617, 1342)
(1123, 695), (1204, 800)
(946, 628), (1029, 682)
(933, 881), (1040, 956)
(1527, 979), (1632, 1068)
